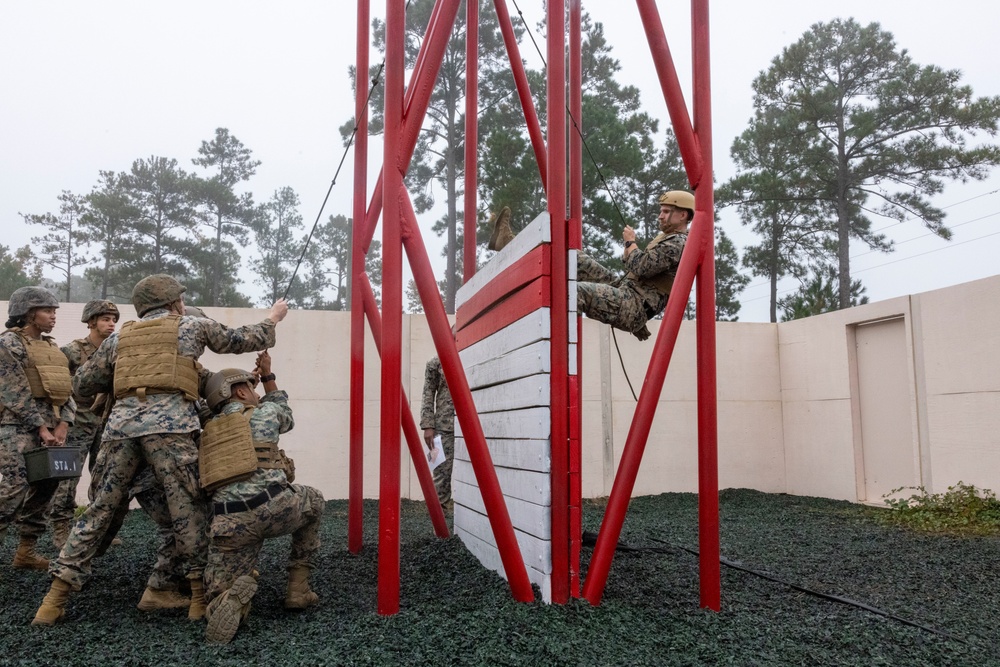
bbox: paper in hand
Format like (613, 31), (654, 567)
(427, 434), (445, 470)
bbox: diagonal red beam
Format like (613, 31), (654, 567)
(492, 0), (547, 186)
(400, 187), (534, 603)
(361, 0), (464, 253)
(358, 273), (450, 539)
(635, 0), (705, 189)
(581, 209), (711, 605)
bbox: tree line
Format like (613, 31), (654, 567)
(11, 13), (1000, 322)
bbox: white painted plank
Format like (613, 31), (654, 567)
(466, 341), (550, 390)
(455, 407), (551, 440)
(456, 211), (551, 309)
(454, 437), (550, 473)
(568, 283), (578, 344)
(455, 503), (553, 575)
(453, 479), (551, 540)
(452, 458), (551, 505)
(569, 343), (578, 376)
(471, 374), (550, 413)
(459, 309), (550, 368)
(568, 250), (577, 281)
(455, 525), (552, 603)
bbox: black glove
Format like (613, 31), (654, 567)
(632, 324), (651, 341)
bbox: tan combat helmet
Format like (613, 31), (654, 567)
(204, 368), (257, 412)
(131, 274), (186, 317)
(81, 299), (120, 324)
(8, 286), (59, 318)
(658, 190), (696, 218)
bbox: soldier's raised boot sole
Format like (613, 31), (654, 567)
(205, 576), (257, 644)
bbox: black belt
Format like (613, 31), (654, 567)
(213, 483), (288, 516)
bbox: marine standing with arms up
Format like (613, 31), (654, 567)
(32, 274), (287, 625)
(0, 287), (76, 572)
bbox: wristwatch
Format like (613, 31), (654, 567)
(259, 373), (276, 383)
(624, 240), (636, 249)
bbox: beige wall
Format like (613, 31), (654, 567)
(7, 273), (1000, 505)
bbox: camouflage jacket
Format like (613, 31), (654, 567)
(61, 336), (102, 431)
(419, 356), (454, 433)
(622, 231), (687, 313)
(0, 331), (76, 429)
(73, 308), (276, 440)
(211, 390), (295, 503)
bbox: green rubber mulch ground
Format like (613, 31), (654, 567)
(2, 489), (998, 666)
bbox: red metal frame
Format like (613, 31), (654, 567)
(351, 0), (717, 614)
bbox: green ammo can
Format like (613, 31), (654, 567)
(24, 446), (84, 483)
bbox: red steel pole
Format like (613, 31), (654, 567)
(692, 0), (720, 612)
(635, 0), (705, 189)
(493, 0), (547, 186)
(378, 0), (405, 616)
(400, 191), (534, 602)
(546, 0), (570, 606)
(359, 274), (450, 539)
(464, 0), (479, 282)
(348, 0), (370, 556)
(568, 0), (583, 600)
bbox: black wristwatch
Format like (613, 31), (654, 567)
(259, 373), (276, 383)
(624, 240), (636, 249)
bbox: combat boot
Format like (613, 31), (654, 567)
(487, 206), (514, 251)
(12, 536), (50, 570)
(32, 578), (72, 626)
(51, 520), (71, 551)
(137, 586), (191, 611)
(204, 575), (257, 644)
(284, 565), (319, 609)
(188, 578), (207, 621)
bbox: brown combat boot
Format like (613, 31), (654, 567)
(284, 565), (319, 610)
(137, 586), (191, 611)
(487, 206), (514, 251)
(51, 521), (71, 551)
(32, 578), (72, 626)
(188, 578), (207, 621)
(12, 536), (50, 570)
(204, 575), (257, 644)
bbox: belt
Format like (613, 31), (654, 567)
(213, 483), (288, 516)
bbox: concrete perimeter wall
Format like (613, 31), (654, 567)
(11, 273), (1000, 506)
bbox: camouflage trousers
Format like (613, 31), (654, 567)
(204, 484), (325, 603)
(47, 422), (101, 526)
(433, 431), (454, 505)
(51, 432), (210, 590)
(576, 252), (647, 334)
(0, 426), (59, 539)
(89, 455), (185, 591)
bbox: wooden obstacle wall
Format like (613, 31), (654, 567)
(453, 212), (576, 602)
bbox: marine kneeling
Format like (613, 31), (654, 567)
(200, 352), (324, 644)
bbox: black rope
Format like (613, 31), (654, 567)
(610, 328), (638, 401)
(581, 530), (973, 647)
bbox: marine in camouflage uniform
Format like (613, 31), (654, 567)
(420, 356), (455, 505)
(0, 286), (76, 571)
(576, 190), (694, 341)
(47, 300), (120, 549)
(33, 274), (289, 626)
(201, 356), (324, 644)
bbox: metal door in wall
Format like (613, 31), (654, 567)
(854, 317), (919, 502)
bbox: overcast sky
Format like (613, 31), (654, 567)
(2, 1), (999, 321)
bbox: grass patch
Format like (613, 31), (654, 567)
(879, 482), (1000, 536)
(1, 489), (998, 665)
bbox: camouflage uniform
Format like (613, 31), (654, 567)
(0, 331), (77, 539)
(576, 232), (687, 334)
(50, 308), (276, 590)
(419, 356), (455, 505)
(204, 390), (324, 603)
(47, 337), (102, 528)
